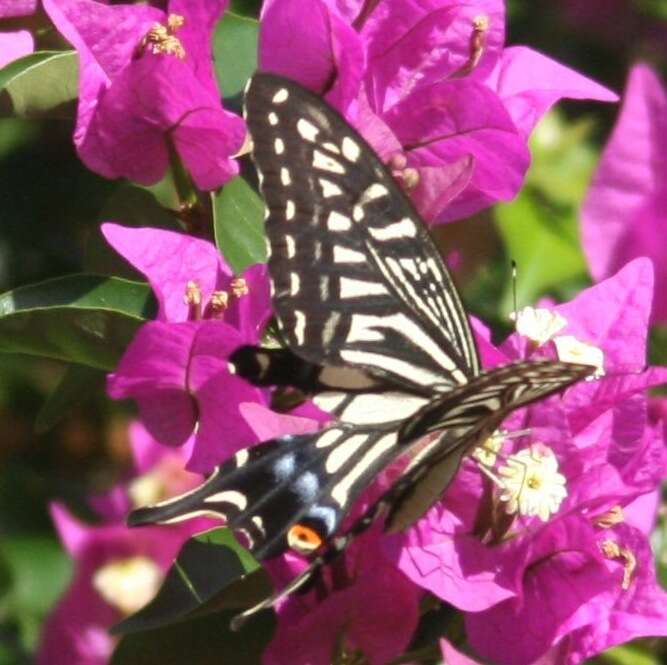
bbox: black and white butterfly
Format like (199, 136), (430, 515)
(128, 73), (594, 624)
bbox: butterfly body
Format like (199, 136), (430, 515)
(128, 73), (594, 620)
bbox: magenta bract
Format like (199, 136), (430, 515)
(43, 0), (245, 189)
(582, 63), (667, 323)
(259, 0), (616, 223)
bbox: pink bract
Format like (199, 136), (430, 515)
(384, 259), (667, 664)
(43, 0), (244, 189)
(37, 424), (212, 665)
(103, 225), (273, 472)
(265, 528), (421, 665)
(582, 63), (667, 322)
(0, 29), (33, 67)
(259, 0), (617, 223)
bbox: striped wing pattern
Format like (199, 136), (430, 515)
(127, 74), (596, 625)
(129, 422), (404, 562)
(129, 361), (592, 564)
(244, 73), (479, 393)
(386, 360), (594, 530)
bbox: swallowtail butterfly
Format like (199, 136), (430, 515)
(128, 73), (594, 625)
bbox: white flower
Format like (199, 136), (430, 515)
(128, 472), (164, 508)
(93, 556), (163, 615)
(553, 334), (605, 378)
(511, 306), (567, 346)
(498, 444), (567, 521)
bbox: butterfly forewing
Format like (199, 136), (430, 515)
(244, 73), (479, 393)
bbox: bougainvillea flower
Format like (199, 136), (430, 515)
(379, 77), (531, 222)
(37, 424), (212, 665)
(259, 0), (616, 223)
(557, 501), (667, 664)
(101, 223), (271, 337)
(582, 63), (667, 322)
(497, 258), (667, 432)
(88, 420), (200, 522)
(37, 514), (202, 664)
(259, 0), (365, 114)
(43, 0), (244, 189)
(464, 423), (667, 665)
(391, 409), (667, 665)
(384, 257), (667, 664)
(107, 320), (266, 473)
(103, 224), (273, 471)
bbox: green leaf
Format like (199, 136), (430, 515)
(34, 364), (106, 433)
(193, 527), (261, 575)
(212, 177), (267, 272)
(0, 275), (156, 369)
(0, 51), (78, 118)
(491, 109), (599, 315)
(527, 111), (598, 207)
(213, 12), (258, 106)
(494, 187), (587, 315)
(598, 643), (662, 665)
(111, 609), (274, 665)
(0, 535), (72, 649)
(113, 528), (269, 636)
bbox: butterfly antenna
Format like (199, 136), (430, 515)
(511, 260), (518, 322)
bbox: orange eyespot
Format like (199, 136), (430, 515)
(287, 524), (323, 555)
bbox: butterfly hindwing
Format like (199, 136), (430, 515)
(398, 360), (594, 442)
(244, 73), (479, 393)
(268, 361), (595, 567)
(130, 420), (411, 561)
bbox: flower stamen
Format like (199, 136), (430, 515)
(230, 277), (249, 298)
(388, 153), (420, 191)
(184, 280), (202, 320)
(600, 540), (637, 590)
(473, 430), (505, 467)
(450, 15), (489, 78)
(139, 14), (186, 59)
(207, 290), (229, 318)
(593, 505), (625, 529)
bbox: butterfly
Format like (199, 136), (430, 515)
(128, 73), (594, 627)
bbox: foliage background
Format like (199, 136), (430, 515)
(0, 0), (666, 663)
